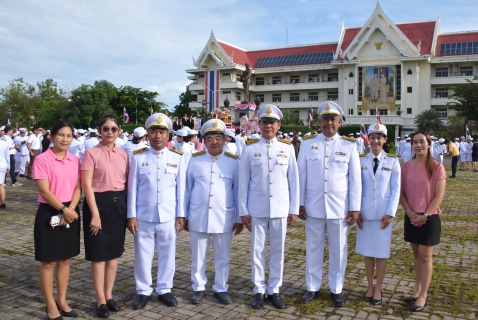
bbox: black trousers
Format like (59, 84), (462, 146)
(9, 154), (16, 184)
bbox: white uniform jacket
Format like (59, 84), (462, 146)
(127, 147), (186, 223)
(359, 151), (401, 219)
(238, 137), (299, 218)
(298, 133), (361, 219)
(355, 137), (365, 154)
(185, 150), (240, 233)
(176, 141), (192, 164)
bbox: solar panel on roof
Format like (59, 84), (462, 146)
(254, 51), (334, 68)
(439, 41), (478, 56)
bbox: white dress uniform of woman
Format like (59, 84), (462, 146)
(223, 130), (238, 155)
(127, 113), (186, 309)
(14, 128), (29, 176)
(185, 119), (241, 305)
(122, 127), (149, 165)
(401, 138), (413, 163)
(0, 138), (10, 185)
(238, 104), (299, 310)
(174, 130), (192, 165)
(356, 124), (401, 257)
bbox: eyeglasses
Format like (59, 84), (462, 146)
(102, 126), (119, 133)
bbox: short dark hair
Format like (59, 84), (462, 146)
(51, 120), (74, 137)
(32, 126), (40, 131)
(98, 114), (120, 128)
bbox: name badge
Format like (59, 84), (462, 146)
(277, 154), (288, 158)
(335, 152), (346, 156)
(167, 163), (178, 168)
(381, 167), (392, 171)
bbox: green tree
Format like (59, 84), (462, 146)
(36, 79), (69, 128)
(414, 109), (444, 134)
(448, 76), (478, 121)
(446, 116), (478, 139)
(0, 78), (40, 128)
(280, 108), (301, 125)
(173, 87), (192, 117)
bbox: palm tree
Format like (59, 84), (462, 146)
(280, 108), (301, 125)
(414, 109), (444, 134)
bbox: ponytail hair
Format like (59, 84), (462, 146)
(411, 131), (436, 180)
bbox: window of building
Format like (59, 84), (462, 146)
(235, 92), (241, 100)
(190, 95), (197, 102)
(222, 72), (230, 76)
(358, 111), (362, 116)
(349, 72), (354, 78)
(370, 110), (388, 115)
(255, 94), (264, 102)
(358, 67), (363, 101)
(236, 76), (241, 82)
(327, 91), (338, 100)
(222, 90), (231, 94)
(435, 88), (448, 98)
(198, 74), (205, 78)
(348, 109), (354, 115)
(396, 65), (402, 101)
(290, 93), (300, 102)
(407, 87), (412, 93)
(435, 67), (448, 77)
(309, 74), (319, 82)
(407, 108), (412, 114)
(272, 76), (282, 84)
(308, 92), (319, 101)
(349, 88), (354, 95)
(407, 69), (413, 75)
(460, 66), (473, 76)
(290, 75), (300, 83)
(328, 73), (338, 82)
(272, 93), (282, 102)
(292, 110), (299, 115)
(198, 92), (204, 95)
(434, 107), (448, 118)
(255, 77), (265, 85)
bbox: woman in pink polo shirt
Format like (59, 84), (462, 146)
(33, 120), (81, 319)
(400, 131), (446, 312)
(81, 114), (129, 319)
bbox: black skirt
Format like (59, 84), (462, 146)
(34, 202), (80, 262)
(83, 191), (126, 262)
(404, 214), (441, 246)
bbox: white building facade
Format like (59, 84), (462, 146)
(186, 3), (478, 136)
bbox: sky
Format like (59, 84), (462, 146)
(1, 0), (477, 110)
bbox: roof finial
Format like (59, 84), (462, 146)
(375, 0), (383, 12)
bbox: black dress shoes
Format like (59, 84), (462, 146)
(45, 308), (63, 320)
(371, 291), (382, 305)
(96, 304), (109, 318)
(410, 299), (427, 312)
(133, 294), (150, 310)
(55, 301), (78, 317)
(330, 292), (346, 307)
(403, 296), (418, 303)
(364, 295), (373, 302)
(158, 292), (178, 307)
(106, 299), (120, 312)
(251, 293), (264, 309)
(213, 292), (232, 304)
(268, 293), (286, 309)
(190, 291), (205, 304)
(302, 291), (319, 303)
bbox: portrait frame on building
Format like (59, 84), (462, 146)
(362, 66), (396, 110)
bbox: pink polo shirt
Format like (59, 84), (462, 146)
(33, 148), (81, 203)
(81, 143), (129, 193)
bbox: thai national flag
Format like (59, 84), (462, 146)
(375, 106), (382, 124)
(466, 125), (471, 138)
(360, 120), (370, 146)
(124, 107), (130, 124)
(204, 71), (220, 112)
(308, 100), (313, 122)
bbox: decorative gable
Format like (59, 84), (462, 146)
(193, 31), (235, 68)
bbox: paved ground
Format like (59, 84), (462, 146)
(0, 157), (477, 319)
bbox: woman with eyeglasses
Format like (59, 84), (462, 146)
(400, 131), (446, 312)
(81, 114), (129, 318)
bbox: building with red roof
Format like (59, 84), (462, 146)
(187, 2), (478, 135)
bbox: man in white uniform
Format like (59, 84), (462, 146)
(459, 136), (467, 170)
(436, 138), (447, 164)
(127, 113), (186, 309)
(401, 137), (412, 163)
(13, 128), (29, 177)
(185, 119), (242, 305)
(238, 104), (299, 310)
(355, 132), (365, 154)
(297, 101), (361, 307)
(394, 137), (401, 156)
(26, 126), (41, 180)
(175, 130), (192, 165)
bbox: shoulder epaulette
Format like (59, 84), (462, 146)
(192, 150), (206, 157)
(133, 147), (148, 155)
(278, 138), (291, 145)
(359, 153), (367, 157)
(342, 135), (356, 142)
(245, 139), (259, 145)
(302, 133), (317, 141)
(387, 153), (397, 158)
(225, 152), (238, 159)
(170, 147), (184, 155)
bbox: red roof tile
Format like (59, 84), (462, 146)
(435, 32), (478, 56)
(218, 41), (337, 68)
(396, 21), (437, 55)
(340, 27), (361, 53)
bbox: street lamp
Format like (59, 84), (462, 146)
(201, 99), (207, 115)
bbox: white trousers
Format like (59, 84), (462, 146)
(251, 217), (287, 294)
(189, 230), (233, 292)
(19, 156), (28, 174)
(305, 217), (348, 294)
(134, 220), (176, 295)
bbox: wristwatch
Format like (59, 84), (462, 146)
(424, 213), (431, 220)
(58, 205), (67, 214)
